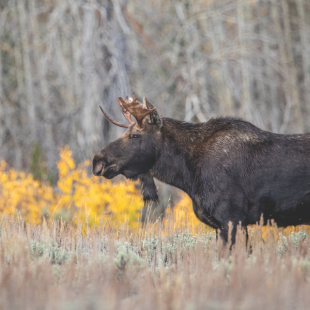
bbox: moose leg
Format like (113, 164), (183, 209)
(217, 227), (231, 257)
(219, 221), (248, 249)
(219, 227), (228, 244)
(218, 225), (237, 249)
(245, 226), (249, 248)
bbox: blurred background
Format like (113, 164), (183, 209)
(0, 0), (310, 211)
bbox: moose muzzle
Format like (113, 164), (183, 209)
(92, 153), (107, 176)
(92, 152), (120, 179)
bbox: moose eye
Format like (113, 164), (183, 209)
(132, 134), (140, 140)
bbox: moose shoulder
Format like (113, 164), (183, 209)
(93, 93), (310, 244)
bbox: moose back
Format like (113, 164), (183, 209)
(93, 93), (310, 244)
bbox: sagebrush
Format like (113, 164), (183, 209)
(0, 216), (310, 310)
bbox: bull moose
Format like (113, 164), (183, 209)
(93, 93), (310, 244)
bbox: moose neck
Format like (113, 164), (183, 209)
(150, 117), (205, 195)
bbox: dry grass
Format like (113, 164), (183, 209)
(1, 214), (310, 310)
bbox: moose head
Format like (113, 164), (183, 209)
(92, 93), (162, 203)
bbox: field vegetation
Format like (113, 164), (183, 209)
(0, 214), (310, 309)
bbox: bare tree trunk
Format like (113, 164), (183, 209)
(81, 5), (96, 155)
(17, 0), (37, 142)
(210, 0), (234, 116)
(29, 0), (56, 171)
(282, 0), (303, 132)
(260, 0), (280, 132)
(237, 0), (253, 122)
(0, 11), (5, 149)
(176, 2), (207, 123)
(296, 0), (310, 132)
(11, 3), (25, 169)
(272, 0), (303, 133)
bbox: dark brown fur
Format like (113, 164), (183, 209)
(93, 105), (310, 245)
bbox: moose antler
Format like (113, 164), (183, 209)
(117, 92), (155, 127)
(99, 106), (130, 128)
(99, 92), (156, 128)
(117, 96), (135, 124)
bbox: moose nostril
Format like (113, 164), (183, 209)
(93, 162), (104, 176)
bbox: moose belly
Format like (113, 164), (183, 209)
(247, 192), (310, 227)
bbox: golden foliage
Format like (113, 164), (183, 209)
(0, 146), (143, 228)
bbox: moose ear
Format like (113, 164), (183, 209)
(138, 171), (159, 205)
(143, 97), (163, 128)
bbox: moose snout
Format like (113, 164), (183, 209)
(93, 162), (103, 176)
(92, 154), (107, 176)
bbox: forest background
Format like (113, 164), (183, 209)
(0, 0), (310, 222)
